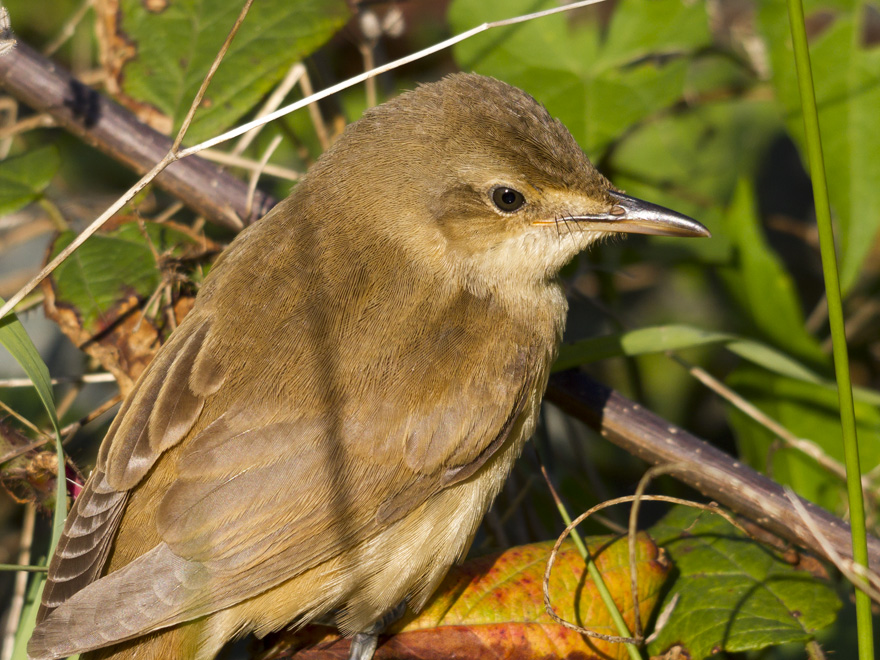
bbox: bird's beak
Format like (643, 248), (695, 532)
(568, 190), (711, 238)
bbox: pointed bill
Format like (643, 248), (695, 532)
(569, 190), (710, 238)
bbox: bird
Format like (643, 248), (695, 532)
(28, 73), (708, 660)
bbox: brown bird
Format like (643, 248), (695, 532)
(29, 73), (708, 660)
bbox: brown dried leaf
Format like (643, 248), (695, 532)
(41, 219), (211, 395)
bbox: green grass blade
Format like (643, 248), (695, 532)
(0, 300), (67, 549)
(1, 299), (70, 657)
(783, 1), (874, 657)
(554, 324), (822, 381)
(10, 568), (45, 660)
(533, 440), (643, 660)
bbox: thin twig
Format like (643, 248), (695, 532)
(0, 398), (49, 439)
(668, 352), (874, 499)
(0, 391), (120, 465)
(57, 393), (122, 442)
(37, 198), (68, 231)
(496, 474), (537, 528)
(174, 0), (609, 160)
(198, 149), (301, 181)
(821, 298), (880, 353)
(784, 487), (880, 602)
(0, 159), (173, 319)
(544, 494), (745, 641)
(53, 380), (81, 420)
(1, 504), (35, 660)
(805, 293), (829, 334)
(535, 446), (641, 658)
(0, 94), (16, 157)
(0, 437), (48, 465)
(806, 640), (828, 660)
(359, 42), (377, 109)
(298, 67), (331, 152)
(644, 594), (679, 645)
(0, 0), (255, 321)
(628, 465), (687, 637)
(171, 0), (254, 152)
(246, 134), (283, 219)
(0, 113), (55, 140)
(43, 0), (93, 56)
(231, 62), (305, 156)
(152, 201), (185, 225)
(0, 373), (116, 388)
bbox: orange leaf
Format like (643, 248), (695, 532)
(264, 534), (670, 660)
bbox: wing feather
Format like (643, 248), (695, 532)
(37, 470), (126, 618)
(36, 317), (217, 622)
(31, 341), (539, 658)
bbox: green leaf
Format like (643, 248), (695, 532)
(0, 146), (60, 215)
(448, 0), (712, 156)
(10, 569), (44, 660)
(717, 179), (826, 365)
(554, 323), (825, 384)
(0, 297), (66, 548)
(48, 222), (200, 332)
(757, 0), (880, 293)
(109, 0), (350, 143)
(648, 506), (841, 659)
(609, 98), (782, 263)
(0, 300), (60, 440)
(726, 365), (880, 512)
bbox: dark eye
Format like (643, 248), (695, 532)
(491, 187), (526, 213)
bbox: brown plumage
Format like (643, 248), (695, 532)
(28, 73), (707, 660)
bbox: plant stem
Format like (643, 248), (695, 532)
(535, 442), (643, 660)
(784, 0), (874, 656)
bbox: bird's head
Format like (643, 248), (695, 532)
(302, 73), (708, 297)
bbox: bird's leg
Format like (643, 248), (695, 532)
(347, 602), (407, 660)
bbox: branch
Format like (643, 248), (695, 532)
(0, 41), (275, 230)
(547, 370), (880, 569)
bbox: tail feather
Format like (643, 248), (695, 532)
(37, 472), (127, 620)
(28, 544), (211, 660)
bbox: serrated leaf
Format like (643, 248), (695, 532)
(266, 536), (670, 659)
(99, 0), (350, 143)
(0, 146), (60, 215)
(48, 222), (194, 331)
(45, 221), (207, 390)
(726, 365), (880, 512)
(648, 506), (840, 659)
(448, 0), (712, 156)
(757, 0), (880, 293)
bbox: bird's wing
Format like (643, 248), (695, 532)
(35, 469), (125, 620)
(31, 290), (545, 656)
(36, 314), (222, 622)
(157, 341), (540, 576)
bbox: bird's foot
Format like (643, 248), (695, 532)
(346, 603), (407, 660)
(348, 631), (379, 660)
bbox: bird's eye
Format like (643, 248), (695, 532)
(491, 187), (526, 213)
